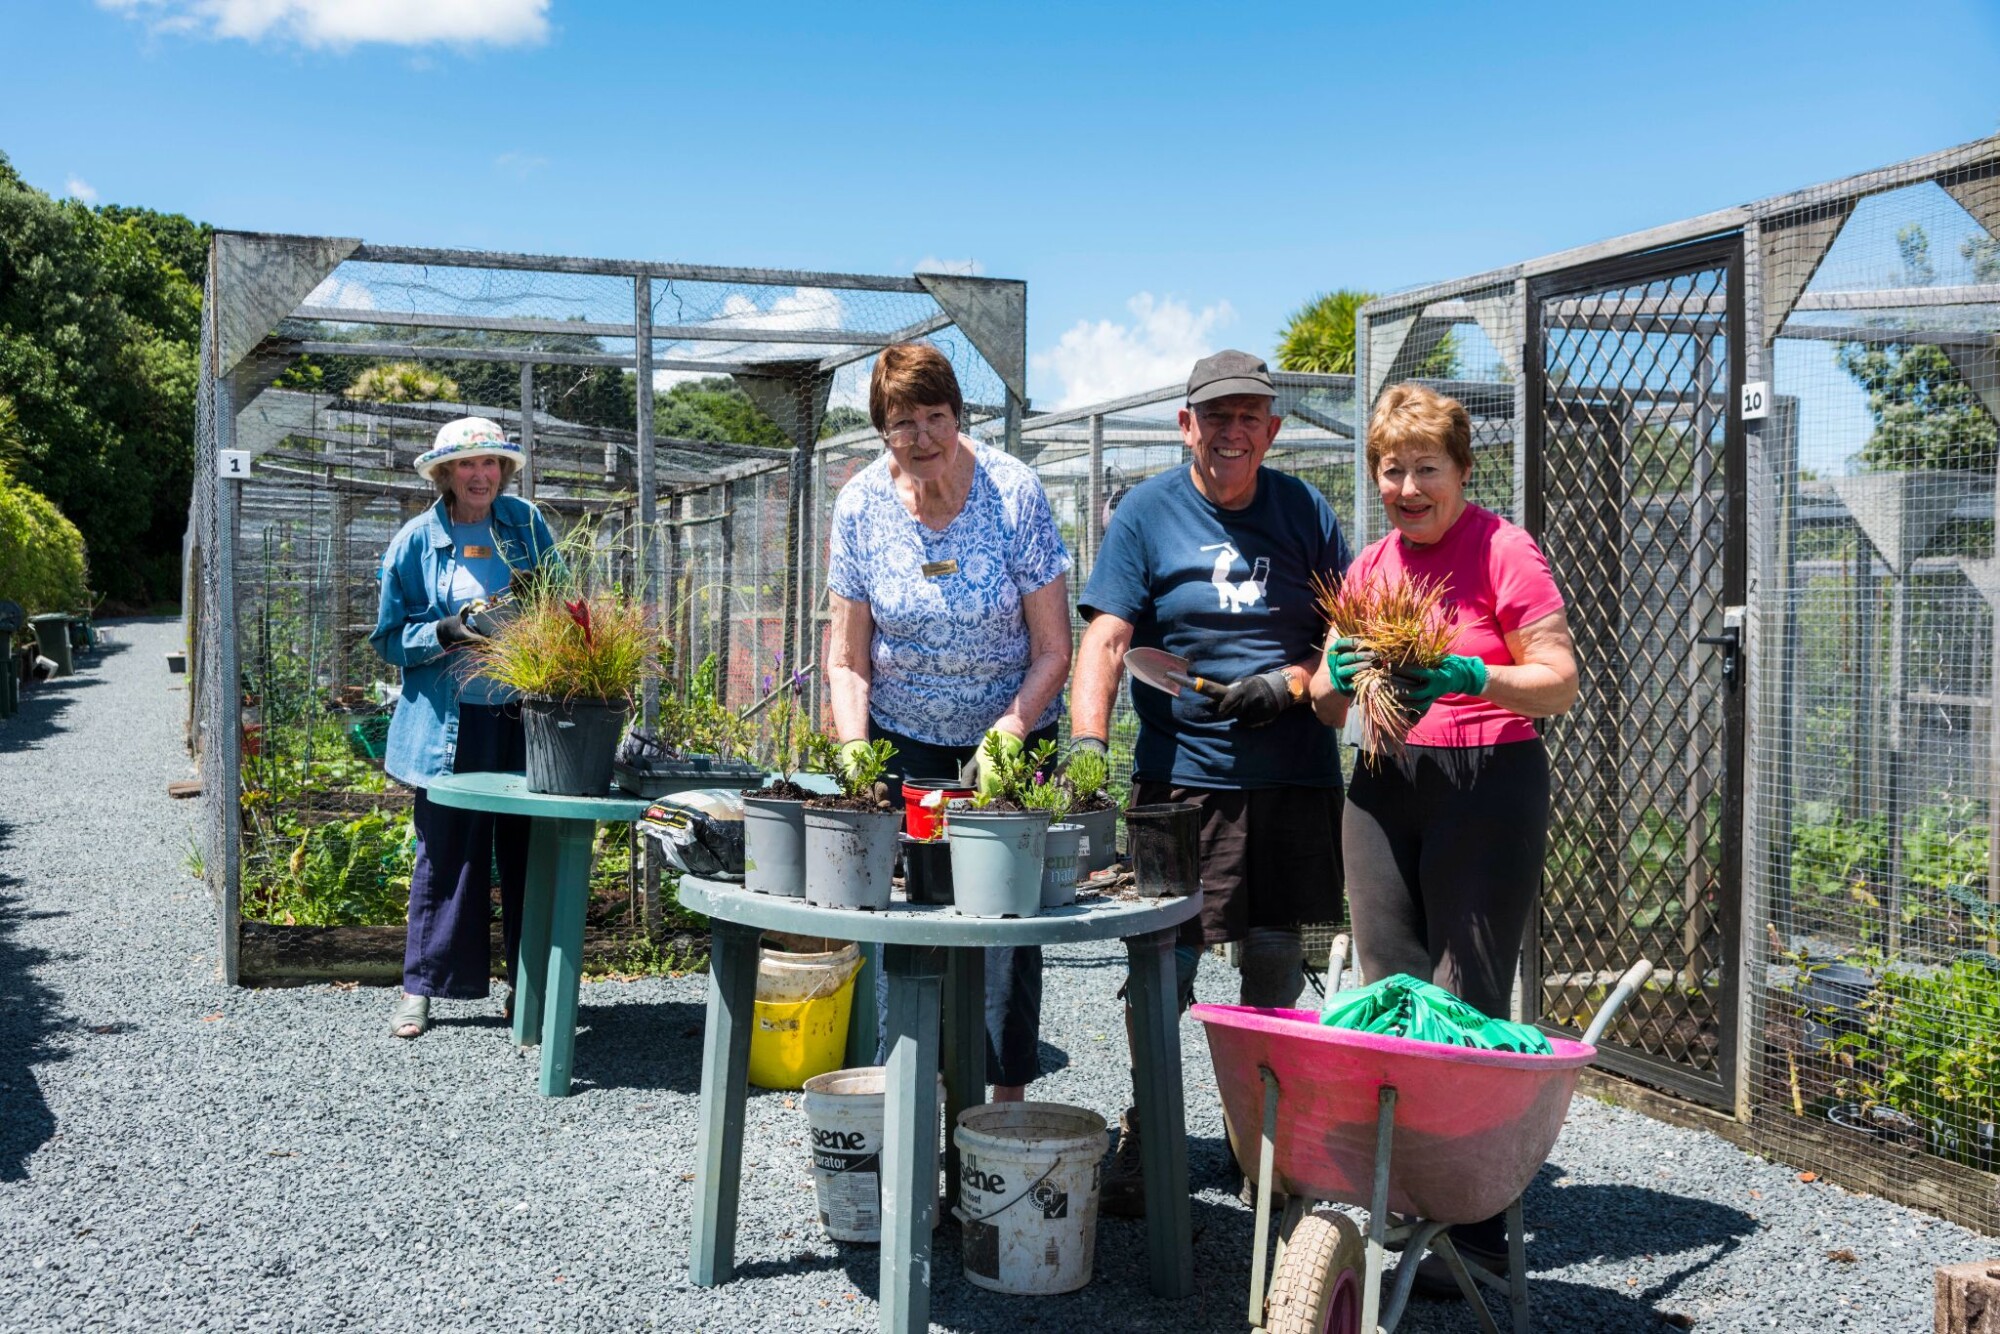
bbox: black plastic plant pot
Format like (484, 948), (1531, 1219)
(521, 696), (629, 796)
(900, 833), (954, 905)
(1125, 801), (1201, 897)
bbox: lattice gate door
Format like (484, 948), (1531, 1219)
(1525, 236), (1747, 1106)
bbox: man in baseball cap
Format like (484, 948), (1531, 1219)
(1068, 348), (1352, 1213)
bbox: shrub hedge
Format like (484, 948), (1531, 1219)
(0, 461), (89, 614)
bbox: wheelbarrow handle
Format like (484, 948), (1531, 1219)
(1581, 959), (1654, 1047)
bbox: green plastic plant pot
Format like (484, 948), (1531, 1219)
(801, 805), (901, 910)
(1069, 806), (1119, 873)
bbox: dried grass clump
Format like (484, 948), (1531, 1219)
(1315, 572), (1453, 760)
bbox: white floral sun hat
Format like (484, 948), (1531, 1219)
(413, 416), (525, 482)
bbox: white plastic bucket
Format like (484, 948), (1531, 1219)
(952, 1102), (1107, 1295)
(799, 1066), (947, 1244)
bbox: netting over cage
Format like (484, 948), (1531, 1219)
(1355, 135), (2000, 1230)
(184, 233), (1023, 984)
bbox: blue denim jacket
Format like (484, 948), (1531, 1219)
(371, 494), (558, 788)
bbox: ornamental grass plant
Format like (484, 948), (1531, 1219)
(1315, 571), (1454, 761)
(470, 529), (664, 703)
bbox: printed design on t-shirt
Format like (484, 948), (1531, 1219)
(1201, 542), (1270, 613)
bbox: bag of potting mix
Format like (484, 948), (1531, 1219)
(1319, 974), (1553, 1054)
(640, 789), (746, 880)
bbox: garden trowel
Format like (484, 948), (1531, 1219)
(1123, 647), (1229, 700)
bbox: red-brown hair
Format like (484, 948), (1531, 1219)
(869, 342), (964, 433)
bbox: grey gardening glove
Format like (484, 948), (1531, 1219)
(435, 612), (484, 649)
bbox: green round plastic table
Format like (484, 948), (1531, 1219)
(423, 771), (651, 1097)
(679, 876), (1202, 1334)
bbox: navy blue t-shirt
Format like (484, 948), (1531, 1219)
(1080, 465), (1350, 789)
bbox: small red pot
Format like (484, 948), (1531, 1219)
(902, 776), (973, 841)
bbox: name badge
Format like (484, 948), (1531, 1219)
(461, 544), (493, 559)
(921, 559), (958, 579)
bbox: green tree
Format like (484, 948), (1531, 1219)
(1277, 289), (1458, 379)
(344, 362), (462, 404)
(0, 152), (202, 604)
(1837, 224), (1998, 473)
(654, 376), (788, 447)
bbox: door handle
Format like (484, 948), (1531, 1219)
(1696, 627), (1740, 687)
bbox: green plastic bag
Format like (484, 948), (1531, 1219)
(1319, 973), (1553, 1055)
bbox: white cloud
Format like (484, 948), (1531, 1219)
(303, 274), (376, 311)
(915, 256), (985, 276)
(493, 151), (549, 179)
(1031, 292), (1236, 409)
(98, 0), (550, 48)
(64, 176), (98, 203)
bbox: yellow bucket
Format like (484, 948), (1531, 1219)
(748, 944), (862, 1090)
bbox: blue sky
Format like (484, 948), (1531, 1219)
(3, 0), (1997, 412)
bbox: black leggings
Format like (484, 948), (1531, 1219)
(1342, 739), (1549, 1021)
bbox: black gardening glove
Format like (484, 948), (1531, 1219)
(1211, 668), (1295, 726)
(436, 613), (484, 649)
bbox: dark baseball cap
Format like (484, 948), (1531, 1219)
(1185, 349), (1275, 404)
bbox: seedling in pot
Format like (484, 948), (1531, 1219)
(1061, 744), (1115, 811)
(820, 737), (896, 805)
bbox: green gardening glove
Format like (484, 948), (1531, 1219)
(958, 728), (1023, 799)
(1326, 637), (1376, 698)
(1391, 654), (1489, 709)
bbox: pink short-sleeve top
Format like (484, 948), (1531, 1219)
(1343, 503), (1566, 748)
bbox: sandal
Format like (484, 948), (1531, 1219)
(390, 993), (431, 1039)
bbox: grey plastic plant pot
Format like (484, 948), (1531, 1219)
(945, 808), (1050, 919)
(1069, 805), (1119, 874)
(1040, 822), (1084, 909)
(743, 794), (809, 897)
(1125, 801), (1201, 897)
(520, 696), (628, 796)
(802, 805), (902, 910)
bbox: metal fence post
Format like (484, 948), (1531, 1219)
(214, 373), (243, 986)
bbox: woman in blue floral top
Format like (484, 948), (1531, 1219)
(826, 342), (1073, 1100)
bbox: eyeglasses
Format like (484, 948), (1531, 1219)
(884, 409), (957, 443)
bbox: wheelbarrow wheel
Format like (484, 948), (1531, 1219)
(1265, 1209), (1364, 1334)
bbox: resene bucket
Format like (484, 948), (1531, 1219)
(801, 1066), (948, 1243)
(953, 1102), (1107, 1295)
(748, 945), (861, 1090)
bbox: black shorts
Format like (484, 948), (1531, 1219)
(1130, 781), (1345, 949)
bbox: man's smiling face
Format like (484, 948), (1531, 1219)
(1179, 393), (1280, 510)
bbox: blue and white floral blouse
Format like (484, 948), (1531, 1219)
(827, 440), (1072, 748)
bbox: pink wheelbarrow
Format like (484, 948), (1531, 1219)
(1192, 950), (1652, 1334)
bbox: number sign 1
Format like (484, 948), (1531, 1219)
(219, 450), (252, 480)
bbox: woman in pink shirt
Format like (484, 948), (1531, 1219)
(1319, 382), (1579, 1286)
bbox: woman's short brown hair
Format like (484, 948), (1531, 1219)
(1366, 383), (1473, 477)
(870, 342), (964, 433)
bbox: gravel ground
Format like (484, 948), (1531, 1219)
(0, 616), (1991, 1332)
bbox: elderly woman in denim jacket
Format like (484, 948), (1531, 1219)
(371, 417), (557, 1039)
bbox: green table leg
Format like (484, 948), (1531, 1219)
(537, 817), (594, 1097)
(691, 918), (761, 1286)
(1125, 925), (1194, 1299)
(941, 946), (985, 1214)
(513, 820), (559, 1048)
(880, 943), (946, 1334)
(844, 942), (879, 1068)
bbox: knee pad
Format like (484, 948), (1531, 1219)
(1238, 928), (1306, 1009)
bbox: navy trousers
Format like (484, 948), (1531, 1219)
(869, 720), (1053, 1087)
(403, 704), (530, 999)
